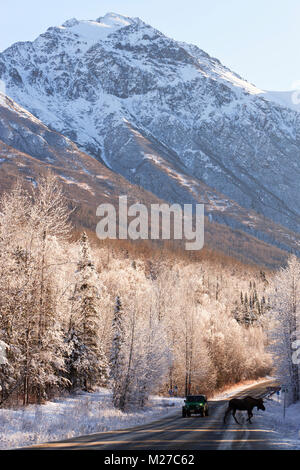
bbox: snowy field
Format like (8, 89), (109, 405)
(256, 394), (300, 449)
(0, 389), (183, 450)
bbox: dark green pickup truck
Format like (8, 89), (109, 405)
(182, 395), (209, 417)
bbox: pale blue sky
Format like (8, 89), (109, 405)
(0, 0), (299, 91)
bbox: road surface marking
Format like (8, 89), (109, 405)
(133, 429), (275, 433)
(32, 438), (275, 449)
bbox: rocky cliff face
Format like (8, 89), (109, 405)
(0, 12), (299, 252)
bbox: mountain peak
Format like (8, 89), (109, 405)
(95, 12), (133, 27)
(59, 12), (136, 45)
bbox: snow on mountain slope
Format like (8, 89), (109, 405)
(62, 12), (133, 45)
(0, 12), (299, 247)
(0, 91), (298, 262)
(0, 91), (172, 222)
(261, 90), (300, 113)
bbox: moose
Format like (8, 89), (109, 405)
(223, 396), (265, 424)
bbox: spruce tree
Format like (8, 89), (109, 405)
(71, 232), (109, 391)
(110, 296), (126, 408)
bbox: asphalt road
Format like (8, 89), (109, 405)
(27, 380), (287, 450)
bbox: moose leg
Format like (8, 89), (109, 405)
(232, 409), (240, 424)
(247, 410), (253, 423)
(223, 406), (231, 423)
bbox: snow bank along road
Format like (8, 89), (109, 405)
(26, 381), (287, 450)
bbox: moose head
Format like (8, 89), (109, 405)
(256, 398), (265, 411)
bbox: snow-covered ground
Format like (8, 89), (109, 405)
(0, 389), (183, 450)
(256, 394), (300, 449)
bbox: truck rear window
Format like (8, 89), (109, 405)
(186, 395), (206, 402)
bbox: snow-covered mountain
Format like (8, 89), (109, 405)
(0, 12), (299, 253)
(0, 91), (172, 229)
(261, 89), (300, 113)
(0, 91), (295, 266)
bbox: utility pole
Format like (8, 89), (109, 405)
(282, 385), (288, 419)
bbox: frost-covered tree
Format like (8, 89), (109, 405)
(269, 255), (300, 404)
(110, 296), (126, 407)
(116, 299), (169, 411)
(70, 232), (109, 391)
(0, 176), (71, 403)
(102, 260), (170, 410)
(134, 307), (170, 408)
